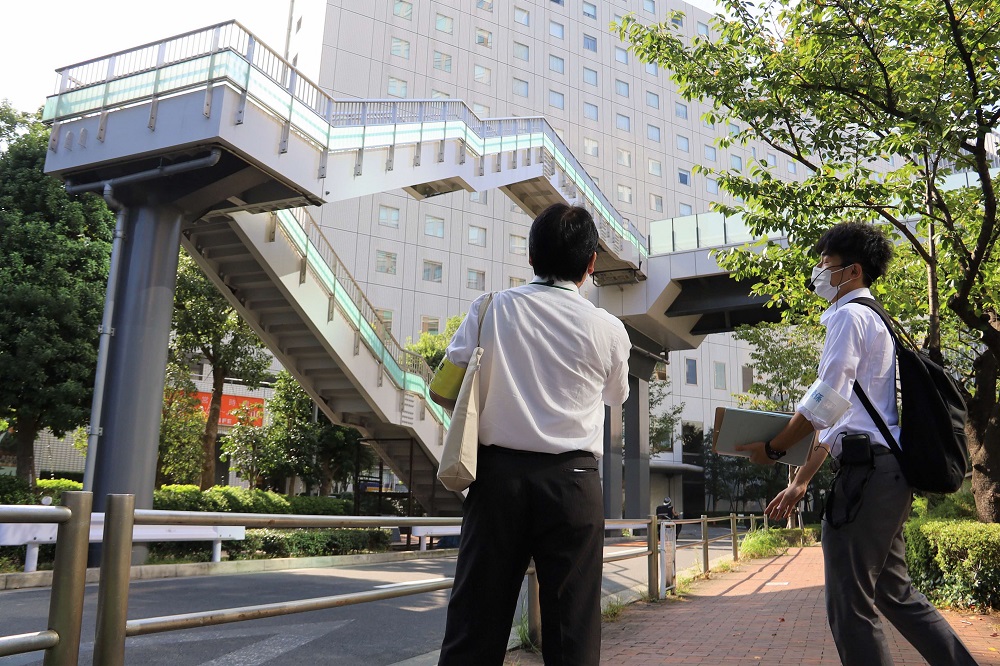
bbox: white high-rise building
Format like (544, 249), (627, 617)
(282, 0), (797, 513)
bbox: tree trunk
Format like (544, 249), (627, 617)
(199, 372), (225, 490)
(968, 347), (1000, 523)
(15, 420), (39, 488)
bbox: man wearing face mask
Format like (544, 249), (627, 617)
(736, 222), (977, 665)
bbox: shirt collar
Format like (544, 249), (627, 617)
(820, 286), (872, 325)
(532, 275), (580, 293)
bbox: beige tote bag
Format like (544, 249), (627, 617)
(437, 293), (494, 492)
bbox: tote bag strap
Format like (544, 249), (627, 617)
(476, 292), (496, 347)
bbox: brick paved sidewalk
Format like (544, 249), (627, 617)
(505, 547), (1000, 665)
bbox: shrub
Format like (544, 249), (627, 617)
(203, 486), (291, 514)
(225, 528), (391, 560)
(0, 476), (37, 505)
(771, 527), (820, 547)
(154, 485), (212, 512)
(287, 495), (350, 516)
(36, 479), (83, 505)
(904, 519), (1000, 611)
(925, 485), (978, 521)
(739, 528), (789, 560)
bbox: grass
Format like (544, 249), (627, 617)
(601, 594), (627, 622)
(513, 602), (540, 653)
(739, 528), (790, 560)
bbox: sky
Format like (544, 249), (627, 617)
(1, 0), (291, 113)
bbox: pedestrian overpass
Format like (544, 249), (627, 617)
(41, 21), (769, 517)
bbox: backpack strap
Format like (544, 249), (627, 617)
(848, 297), (904, 457)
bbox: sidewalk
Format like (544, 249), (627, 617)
(505, 547), (1000, 665)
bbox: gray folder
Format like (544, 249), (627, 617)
(711, 406), (814, 467)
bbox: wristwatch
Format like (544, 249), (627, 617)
(764, 440), (786, 461)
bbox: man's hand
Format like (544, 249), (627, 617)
(766, 483), (807, 521)
(735, 441), (774, 466)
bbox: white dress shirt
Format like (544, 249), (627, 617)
(796, 288), (901, 458)
(445, 277), (631, 457)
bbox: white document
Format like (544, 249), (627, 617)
(712, 407), (814, 467)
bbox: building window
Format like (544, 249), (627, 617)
(714, 361), (727, 390)
(390, 37), (410, 59)
(375, 250), (397, 275)
(513, 78), (529, 97)
(393, 0), (412, 19)
(650, 193), (663, 213)
(766, 153), (777, 167)
(470, 191), (488, 204)
(678, 169), (691, 186)
(435, 13), (453, 33)
(741, 364), (754, 392)
(431, 89), (450, 99)
(513, 42), (529, 61)
(421, 316), (440, 335)
(549, 54), (565, 74)
(510, 276), (527, 288)
(729, 122), (741, 136)
(675, 102), (688, 119)
(473, 102), (490, 116)
(583, 68), (598, 86)
(645, 62), (658, 76)
(788, 160), (798, 174)
(432, 52), (452, 72)
(378, 205), (400, 228)
(731, 155), (743, 171)
(672, 16), (684, 27)
(422, 261), (443, 283)
(583, 2), (597, 18)
(509, 234), (527, 255)
(549, 90), (565, 109)
(550, 21), (564, 38)
(468, 226), (487, 246)
(648, 124), (661, 142)
(477, 0), (494, 10)
(616, 147), (632, 167)
(704, 145), (717, 161)
(685, 358), (698, 385)
(584, 102), (599, 120)
(644, 0), (656, 12)
(376, 309), (393, 333)
(697, 21), (710, 37)
(706, 177), (719, 194)
(679, 203), (693, 215)
(615, 47), (629, 64)
(583, 137), (599, 156)
(616, 113), (631, 131)
(551, 0), (564, 4)
(424, 215), (444, 238)
(387, 77), (407, 98)
(515, 7), (530, 25)
(676, 134), (689, 151)
(474, 65), (492, 85)
(467, 269), (486, 291)
(583, 34), (597, 51)
(476, 28), (493, 48)
(615, 79), (629, 97)
(646, 91), (659, 109)
(617, 184), (633, 203)
(648, 158), (662, 176)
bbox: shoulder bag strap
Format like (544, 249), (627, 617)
(476, 292), (496, 347)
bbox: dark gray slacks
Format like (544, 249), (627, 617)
(438, 446), (604, 666)
(822, 452), (977, 665)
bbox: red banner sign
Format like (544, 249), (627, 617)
(196, 393), (265, 427)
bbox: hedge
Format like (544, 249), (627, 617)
(904, 519), (1000, 611)
(222, 528), (392, 560)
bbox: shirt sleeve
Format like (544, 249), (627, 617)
(602, 327), (631, 406)
(796, 308), (863, 429)
(444, 293), (492, 368)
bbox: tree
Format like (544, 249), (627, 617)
(171, 251), (271, 489)
(157, 362), (207, 486)
(220, 404), (277, 489)
(649, 376), (684, 454)
(0, 106), (114, 485)
(619, 0), (1000, 521)
(405, 314), (464, 369)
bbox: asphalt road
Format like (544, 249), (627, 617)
(0, 528), (738, 665)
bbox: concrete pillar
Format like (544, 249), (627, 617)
(624, 375), (650, 519)
(602, 403), (623, 520)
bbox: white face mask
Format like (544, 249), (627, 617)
(809, 265), (848, 302)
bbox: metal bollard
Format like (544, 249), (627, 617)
(647, 515), (659, 600)
(526, 563), (541, 650)
(44, 491), (92, 666)
(94, 494), (135, 666)
(701, 515), (709, 573)
(730, 513), (739, 562)
(750, 514), (757, 532)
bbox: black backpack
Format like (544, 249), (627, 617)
(850, 298), (969, 493)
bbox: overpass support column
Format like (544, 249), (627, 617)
(623, 375), (650, 521)
(602, 404), (623, 520)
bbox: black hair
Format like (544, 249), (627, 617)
(528, 204), (599, 282)
(813, 222), (893, 286)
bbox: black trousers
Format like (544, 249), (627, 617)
(438, 446), (604, 666)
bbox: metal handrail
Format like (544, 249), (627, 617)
(0, 492), (93, 665)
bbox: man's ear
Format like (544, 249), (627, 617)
(587, 251), (598, 275)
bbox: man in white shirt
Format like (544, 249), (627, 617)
(738, 222), (976, 665)
(436, 203), (631, 666)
